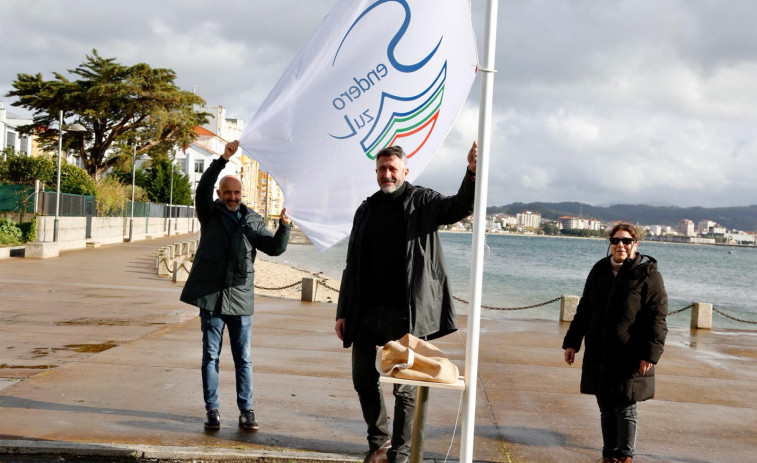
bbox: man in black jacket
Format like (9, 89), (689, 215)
(335, 142), (476, 463)
(181, 140), (290, 432)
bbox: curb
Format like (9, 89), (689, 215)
(0, 440), (358, 462)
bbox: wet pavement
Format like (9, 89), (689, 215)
(1, 235), (756, 463)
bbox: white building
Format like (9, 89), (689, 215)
(677, 219), (695, 236)
(645, 225), (663, 236)
(697, 220), (718, 234)
(558, 216), (601, 231)
(558, 216), (579, 230)
(178, 126), (241, 198)
(516, 210), (541, 229)
(0, 102), (34, 156)
(724, 232), (755, 245)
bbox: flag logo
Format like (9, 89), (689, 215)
(328, 0), (447, 160)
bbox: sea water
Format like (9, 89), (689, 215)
(265, 233), (757, 330)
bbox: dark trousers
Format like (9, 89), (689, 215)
(596, 394), (638, 459)
(352, 309), (415, 463)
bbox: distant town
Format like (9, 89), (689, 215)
(446, 211), (756, 246)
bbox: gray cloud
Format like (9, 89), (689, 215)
(2, 0), (755, 207)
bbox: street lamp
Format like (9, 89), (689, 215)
(54, 110), (86, 242)
(167, 161), (174, 236)
(128, 143), (137, 242)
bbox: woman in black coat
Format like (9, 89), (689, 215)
(563, 222), (668, 463)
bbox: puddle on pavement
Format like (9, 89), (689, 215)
(57, 318), (164, 326)
(64, 341), (119, 353)
(30, 341), (120, 357)
(57, 318), (133, 326)
(0, 363), (52, 369)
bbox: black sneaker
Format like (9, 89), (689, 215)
(239, 409), (259, 431)
(204, 409), (220, 429)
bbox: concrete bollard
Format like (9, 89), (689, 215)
(157, 256), (172, 276)
(25, 242), (59, 259)
(560, 295), (580, 322)
(189, 240), (197, 253)
(173, 260), (191, 282)
(181, 242), (189, 255)
(174, 243), (182, 257)
(691, 302), (713, 329)
(301, 277), (319, 302)
(155, 248), (169, 269)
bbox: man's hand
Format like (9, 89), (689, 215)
(639, 359), (653, 375)
(335, 318), (346, 341)
(279, 208), (291, 225)
(223, 140), (239, 160)
(467, 141), (478, 173)
(564, 347), (576, 365)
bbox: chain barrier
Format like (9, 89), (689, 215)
(319, 281), (341, 293)
(713, 307), (757, 325)
(668, 304), (693, 316)
(453, 295), (562, 311)
(253, 272), (343, 293)
(167, 253), (757, 326)
(254, 280), (304, 291)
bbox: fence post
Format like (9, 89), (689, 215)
(560, 295), (579, 322)
(301, 277), (318, 302)
(691, 302), (713, 329)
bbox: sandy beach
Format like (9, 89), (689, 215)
(254, 258), (342, 303)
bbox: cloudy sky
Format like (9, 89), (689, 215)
(2, 0), (755, 208)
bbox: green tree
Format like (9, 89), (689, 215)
(60, 163), (96, 196)
(6, 49), (208, 180)
(2, 152), (55, 184)
(540, 223), (561, 235)
(0, 151), (96, 196)
(141, 158), (192, 205)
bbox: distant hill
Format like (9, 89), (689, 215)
(486, 202), (757, 231)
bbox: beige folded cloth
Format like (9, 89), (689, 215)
(375, 333), (459, 384)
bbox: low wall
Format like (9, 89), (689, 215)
(36, 215), (200, 250)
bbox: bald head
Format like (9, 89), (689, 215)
(217, 175), (243, 211)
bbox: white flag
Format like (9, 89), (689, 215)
(240, 0), (478, 252)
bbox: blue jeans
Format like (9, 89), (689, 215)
(596, 394), (638, 459)
(200, 310), (253, 412)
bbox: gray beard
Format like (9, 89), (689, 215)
(380, 180), (403, 194)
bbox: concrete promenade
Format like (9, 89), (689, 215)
(1, 235), (755, 463)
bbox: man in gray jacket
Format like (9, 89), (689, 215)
(335, 142), (476, 463)
(181, 140), (290, 432)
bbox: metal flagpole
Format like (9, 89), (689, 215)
(460, 1), (498, 462)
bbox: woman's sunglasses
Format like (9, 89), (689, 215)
(610, 237), (635, 245)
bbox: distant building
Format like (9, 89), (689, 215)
(645, 225), (663, 236)
(725, 232), (755, 245)
(184, 105), (285, 222)
(0, 102), (34, 156)
(558, 216), (579, 230)
(558, 215), (601, 231)
(517, 211), (541, 229)
(677, 219), (695, 237)
(697, 220), (718, 235)
(496, 214), (517, 229)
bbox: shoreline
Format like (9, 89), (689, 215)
(439, 229), (755, 248)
